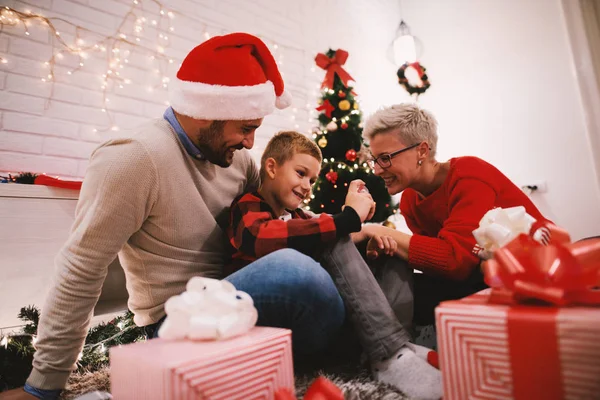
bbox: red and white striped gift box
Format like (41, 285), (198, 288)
(110, 327), (294, 400)
(436, 289), (600, 400)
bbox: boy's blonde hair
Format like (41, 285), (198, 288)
(363, 103), (439, 159)
(260, 131), (322, 181)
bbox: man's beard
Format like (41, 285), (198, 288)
(195, 121), (240, 167)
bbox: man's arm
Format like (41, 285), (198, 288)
(26, 139), (159, 392)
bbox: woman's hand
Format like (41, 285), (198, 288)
(351, 223), (411, 260)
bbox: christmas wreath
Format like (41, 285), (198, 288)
(397, 62), (431, 95)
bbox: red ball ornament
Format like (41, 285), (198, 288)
(345, 149), (357, 162)
(341, 123), (348, 130)
(325, 171), (338, 184)
(338, 91), (346, 98)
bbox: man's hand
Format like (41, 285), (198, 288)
(344, 180), (376, 222)
(0, 388), (38, 399)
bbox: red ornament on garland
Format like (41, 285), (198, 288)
(338, 90), (346, 98)
(316, 99), (335, 118)
(325, 170), (338, 184)
(345, 149), (357, 162)
(341, 122), (348, 130)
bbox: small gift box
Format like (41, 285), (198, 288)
(436, 235), (600, 400)
(112, 277), (293, 399)
(111, 326), (294, 400)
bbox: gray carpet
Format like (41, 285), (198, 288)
(60, 367), (409, 399)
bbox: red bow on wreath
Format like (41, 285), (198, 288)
(315, 49), (355, 90)
(408, 62), (424, 77)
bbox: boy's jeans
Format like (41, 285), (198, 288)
(320, 236), (413, 362)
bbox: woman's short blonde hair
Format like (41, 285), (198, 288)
(363, 103), (439, 158)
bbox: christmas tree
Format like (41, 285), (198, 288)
(307, 49), (394, 222)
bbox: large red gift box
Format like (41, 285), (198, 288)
(436, 289), (600, 400)
(435, 235), (600, 400)
(110, 327), (294, 400)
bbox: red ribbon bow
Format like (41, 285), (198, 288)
(315, 50), (355, 90)
(274, 377), (343, 400)
(408, 62), (424, 77)
(482, 234), (600, 306)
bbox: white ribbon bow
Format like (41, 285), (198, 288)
(158, 277), (258, 340)
(472, 206), (536, 260)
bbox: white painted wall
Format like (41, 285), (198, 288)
(0, 0), (598, 241)
(389, 0), (600, 240)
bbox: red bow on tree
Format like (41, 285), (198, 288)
(483, 234), (600, 306)
(315, 49), (355, 90)
(316, 99), (335, 118)
(275, 377), (344, 400)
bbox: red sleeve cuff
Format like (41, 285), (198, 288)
(408, 235), (474, 281)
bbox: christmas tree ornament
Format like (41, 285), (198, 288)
(382, 220), (396, 229)
(318, 136), (328, 148)
(326, 121), (338, 131)
(338, 91), (346, 98)
(338, 100), (351, 111)
(353, 102), (359, 110)
(341, 122), (348, 130)
(316, 99), (335, 118)
(325, 171), (338, 184)
(345, 149), (357, 162)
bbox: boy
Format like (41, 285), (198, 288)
(227, 131), (442, 400)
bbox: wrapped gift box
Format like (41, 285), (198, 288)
(435, 289), (600, 400)
(111, 327), (294, 400)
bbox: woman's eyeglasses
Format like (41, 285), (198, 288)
(368, 143), (420, 169)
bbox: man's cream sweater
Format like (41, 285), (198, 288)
(27, 118), (259, 389)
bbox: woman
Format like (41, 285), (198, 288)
(358, 103), (553, 325)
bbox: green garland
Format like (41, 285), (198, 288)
(0, 172), (37, 184)
(0, 306), (146, 391)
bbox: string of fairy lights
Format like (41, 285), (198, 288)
(0, 321), (136, 360)
(0, 1), (324, 134)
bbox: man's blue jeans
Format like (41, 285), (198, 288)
(143, 248), (345, 356)
(226, 248), (346, 356)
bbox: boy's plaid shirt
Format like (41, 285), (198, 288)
(226, 191), (361, 274)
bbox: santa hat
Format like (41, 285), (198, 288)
(169, 32), (292, 120)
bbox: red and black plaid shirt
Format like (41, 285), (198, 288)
(226, 191), (361, 275)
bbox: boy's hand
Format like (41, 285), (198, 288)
(366, 232), (398, 259)
(345, 180), (376, 222)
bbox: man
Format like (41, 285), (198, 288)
(4, 33), (346, 399)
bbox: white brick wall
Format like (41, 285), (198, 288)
(0, 0), (401, 178)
